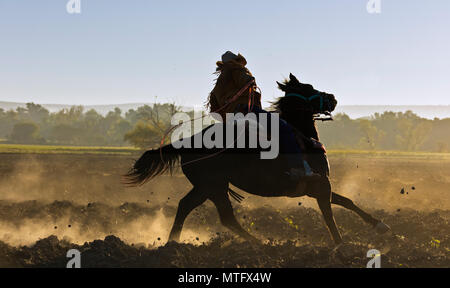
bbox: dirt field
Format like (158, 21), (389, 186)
(0, 151), (448, 267)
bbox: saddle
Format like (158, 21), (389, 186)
(290, 127), (327, 154)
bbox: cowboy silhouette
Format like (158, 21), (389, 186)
(207, 51), (318, 184)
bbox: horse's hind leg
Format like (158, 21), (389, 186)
(168, 187), (207, 242)
(210, 191), (258, 243)
(331, 192), (390, 233)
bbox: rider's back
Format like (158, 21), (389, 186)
(207, 53), (261, 118)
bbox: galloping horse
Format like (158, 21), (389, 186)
(125, 73), (390, 244)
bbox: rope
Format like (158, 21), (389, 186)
(159, 79), (258, 168)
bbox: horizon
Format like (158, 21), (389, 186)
(2, 99), (450, 107)
(1, 1), (450, 107)
(2, 100), (450, 120)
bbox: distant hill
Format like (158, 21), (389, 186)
(333, 105), (450, 120)
(1, 101), (449, 120)
(0, 102), (153, 116)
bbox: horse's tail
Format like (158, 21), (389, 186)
(123, 144), (181, 186)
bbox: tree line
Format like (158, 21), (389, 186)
(0, 103), (177, 148)
(317, 111), (450, 152)
(0, 103), (449, 152)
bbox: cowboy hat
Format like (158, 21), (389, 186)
(218, 51), (247, 67)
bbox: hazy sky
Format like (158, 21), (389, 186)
(0, 0), (449, 107)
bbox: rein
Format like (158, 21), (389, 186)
(159, 79), (258, 168)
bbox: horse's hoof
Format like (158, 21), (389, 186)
(375, 222), (391, 234)
(168, 235), (181, 243)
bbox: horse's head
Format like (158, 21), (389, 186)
(274, 73), (337, 121)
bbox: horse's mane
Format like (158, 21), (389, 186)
(270, 77), (316, 113)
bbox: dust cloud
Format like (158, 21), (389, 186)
(0, 153), (448, 267)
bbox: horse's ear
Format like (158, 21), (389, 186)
(277, 81), (287, 91)
(289, 73), (300, 84)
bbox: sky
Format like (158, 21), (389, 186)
(0, 0), (449, 107)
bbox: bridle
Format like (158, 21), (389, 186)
(285, 92), (334, 121)
(286, 92), (326, 111)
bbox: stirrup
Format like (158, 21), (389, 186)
(302, 172), (322, 180)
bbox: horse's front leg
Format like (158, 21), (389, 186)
(310, 177), (343, 244)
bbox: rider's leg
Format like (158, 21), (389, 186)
(249, 105), (314, 177)
(278, 119), (319, 181)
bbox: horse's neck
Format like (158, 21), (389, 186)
(287, 117), (319, 141)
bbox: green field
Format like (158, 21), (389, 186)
(326, 149), (450, 160)
(1, 143), (450, 160)
(0, 144), (140, 155)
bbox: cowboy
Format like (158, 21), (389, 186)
(206, 51), (318, 185)
(207, 51), (261, 118)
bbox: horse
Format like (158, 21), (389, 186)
(124, 73), (390, 245)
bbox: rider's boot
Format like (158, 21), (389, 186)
(285, 160), (321, 180)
